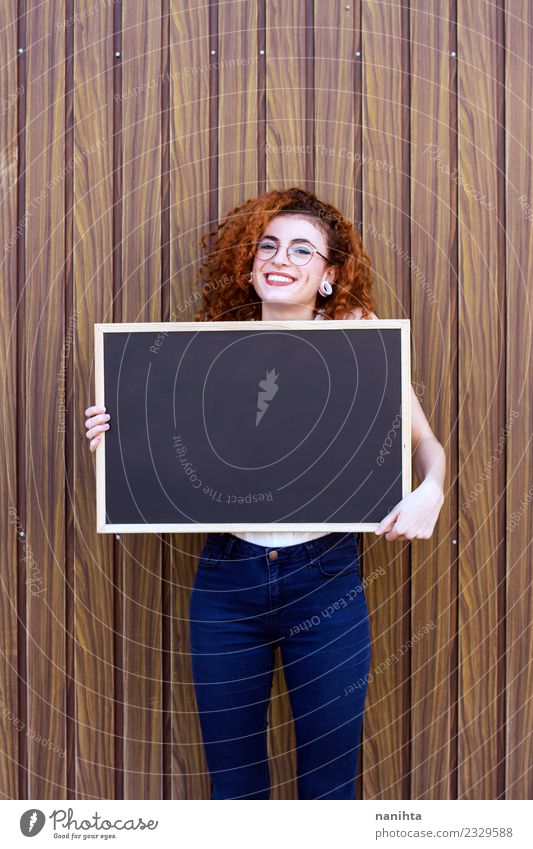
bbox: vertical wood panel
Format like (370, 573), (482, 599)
(266, 0), (310, 189)
(73, 0), (116, 799)
(218, 0), (259, 213)
(457, 1), (506, 800)
(169, 0), (212, 800)
(504, 0), (533, 801)
(409, 2), (456, 799)
(25, 0), (67, 797)
(361, 0), (411, 800)
(314, 1), (359, 223)
(0, 0), (20, 800)
(120, 1), (163, 799)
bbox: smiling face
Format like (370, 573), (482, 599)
(251, 214), (337, 310)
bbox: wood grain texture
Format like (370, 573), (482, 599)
(0, 1), (530, 800)
(504, 0), (533, 801)
(266, 0), (310, 190)
(410, 0), (456, 800)
(217, 0), (259, 214)
(24, 0), (68, 798)
(73, 0), (116, 799)
(314, 0), (360, 227)
(457, 1), (506, 800)
(0, 0), (20, 801)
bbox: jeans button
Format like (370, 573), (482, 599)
(268, 550), (279, 560)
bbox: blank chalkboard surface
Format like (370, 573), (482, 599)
(95, 320), (411, 533)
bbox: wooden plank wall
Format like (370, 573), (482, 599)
(0, 0), (531, 800)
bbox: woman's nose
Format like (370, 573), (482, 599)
(272, 245), (292, 263)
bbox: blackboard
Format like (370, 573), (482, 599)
(95, 320), (411, 533)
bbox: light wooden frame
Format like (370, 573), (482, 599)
(95, 320), (411, 533)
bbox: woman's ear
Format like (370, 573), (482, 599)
(327, 265), (338, 285)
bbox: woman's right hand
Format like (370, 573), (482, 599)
(84, 405), (111, 452)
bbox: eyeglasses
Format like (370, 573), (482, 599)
(255, 238), (330, 266)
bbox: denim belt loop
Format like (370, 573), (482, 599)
(223, 533), (237, 559)
(304, 538), (320, 565)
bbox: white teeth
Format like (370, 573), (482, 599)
(265, 274), (295, 283)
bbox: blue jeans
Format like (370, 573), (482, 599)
(189, 531), (371, 799)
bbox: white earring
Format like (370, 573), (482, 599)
(248, 272), (253, 283)
(319, 279), (333, 296)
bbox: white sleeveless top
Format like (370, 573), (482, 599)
(233, 311), (328, 548)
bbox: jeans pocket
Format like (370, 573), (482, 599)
(316, 538), (360, 578)
(197, 543), (224, 570)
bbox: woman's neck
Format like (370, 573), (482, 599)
(260, 302), (320, 321)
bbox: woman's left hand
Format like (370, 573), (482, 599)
(374, 479), (444, 541)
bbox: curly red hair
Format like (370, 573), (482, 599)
(193, 186), (376, 321)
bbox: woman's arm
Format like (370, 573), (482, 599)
(374, 385), (446, 540)
(360, 310), (446, 540)
(410, 386), (446, 496)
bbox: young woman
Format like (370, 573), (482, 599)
(84, 187), (445, 800)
